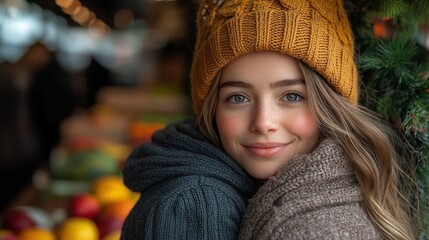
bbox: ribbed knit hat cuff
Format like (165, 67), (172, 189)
(191, 9), (358, 116)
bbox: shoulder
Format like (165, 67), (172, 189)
(240, 203), (380, 240)
(121, 176), (247, 240)
(145, 175), (250, 213)
(272, 203), (380, 239)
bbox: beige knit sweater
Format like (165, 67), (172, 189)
(239, 139), (381, 240)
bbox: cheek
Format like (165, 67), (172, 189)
(215, 112), (244, 141)
(288, 110), (320, 143)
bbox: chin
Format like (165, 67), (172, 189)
(248, 168), (278, 180)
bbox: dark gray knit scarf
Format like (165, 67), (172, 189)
(239, 139), (381, 240)
(123, 118), (260, 199)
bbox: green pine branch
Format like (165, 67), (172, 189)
(346, 0), (429, 237)
(358, 37), (426, 119)
(346, 0), (429, 23)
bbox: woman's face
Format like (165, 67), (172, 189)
(215, 51), (321, 179)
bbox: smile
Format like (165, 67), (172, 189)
(244, 142), (288, 158)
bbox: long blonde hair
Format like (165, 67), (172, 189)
(196, 60), (415, 240)
(299, 62), (415, 240)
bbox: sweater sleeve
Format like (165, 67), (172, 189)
(121, 176), (246, 240)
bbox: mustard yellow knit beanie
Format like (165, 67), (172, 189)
(190, 0), (358, 116)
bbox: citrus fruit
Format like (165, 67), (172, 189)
(18, 227), (55, 240)
(92, 175), (132, 206)
(128, 121), (165, 144)
(57, 217), (98, 240)
(103, 198), (136, 221)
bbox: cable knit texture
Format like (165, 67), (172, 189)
(191, 0), (358, 116)
(238, 139), (380, 240)
(121, 119), (261, 240)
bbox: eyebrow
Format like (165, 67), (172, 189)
(219, 78), (305, 89)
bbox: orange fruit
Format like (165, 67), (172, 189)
(57, 217), (98, 240)
(92, 175), (133, 206)
(129, 121), (164, 144)
(18, 227), (55, 240)
(103, 199), (136, 221)
(130, 192), (140, 202)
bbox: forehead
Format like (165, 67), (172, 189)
(221, 51), (303, 82)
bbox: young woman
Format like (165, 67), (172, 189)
(121, 0), (414, 239)
(199, 50), (413, 240)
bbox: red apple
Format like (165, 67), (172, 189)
(69, 193), (100, 219)
(96, 214), (123, 239)
(17, 206), (52, 230)
(2, 209), (35, 234)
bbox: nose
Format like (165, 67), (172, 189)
(249, 103), (279, 134)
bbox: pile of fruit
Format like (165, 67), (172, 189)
(0, 175), (138, 240)
(0, 110), (183, 240)
(50, 136), (131, 183)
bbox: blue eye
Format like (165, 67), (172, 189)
(226, 94), (248, 103)
(283, 93), (303, 102)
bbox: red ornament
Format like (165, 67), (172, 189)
(373, 19), (387, 38)
(373, 18), (394, 39)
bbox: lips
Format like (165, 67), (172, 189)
(244, 142), (288, 158)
